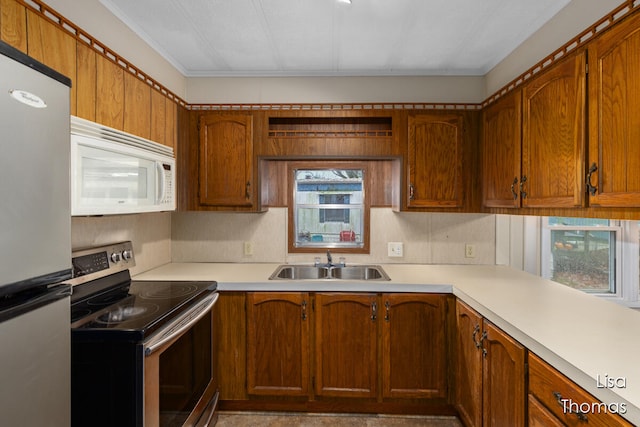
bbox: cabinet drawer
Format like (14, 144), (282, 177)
(528, 353), (632, 427)
(528, 394), (563, 427)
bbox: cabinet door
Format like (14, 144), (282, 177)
(26, 10), (77, 116)
(482, 321), (526, 427)
(96, 53), (124, 130)
(76, 42), (96, 121)
(381, 293), (447, 399)
(454, 300), (483, 427)
(246, 293), (309, 396)
(521, 52), (586, 208)
(482, 91), (522, 208)
(1, 0), (27, 52)
(199, 114), (254, 207)
(123, 71), (151, 140)
(314, 293), (377, 398)
(407, 113), (464, 208)
(588, 13), (640, 207)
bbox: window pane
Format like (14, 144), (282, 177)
(294, 169), (364, 249)
(549, 229), (615, 293)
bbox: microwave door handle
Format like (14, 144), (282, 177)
(156, 161), (165, 203)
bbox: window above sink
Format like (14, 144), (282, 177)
(288, 161), (371, 254)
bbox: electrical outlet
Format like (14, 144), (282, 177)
(465, 244), (476, 258)
(244, 241), (254, 256)
(388, 242), (404, 257)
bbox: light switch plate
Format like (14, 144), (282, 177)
(388, 242), (404, 257)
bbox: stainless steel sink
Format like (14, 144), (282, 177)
(269, 265), (330, 280)
(269, 264), (390, 281)
(330, 265), (389, 281)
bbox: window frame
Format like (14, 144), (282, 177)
(538, 217), (640, 307)
(287, 161), (371, 254)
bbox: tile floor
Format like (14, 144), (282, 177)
(215, 412), (463, 426)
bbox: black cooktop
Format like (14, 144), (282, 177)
(71, 270), (216, 341)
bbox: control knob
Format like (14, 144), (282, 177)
(121, 250), (133, 261)
(110, 252), (121, 263)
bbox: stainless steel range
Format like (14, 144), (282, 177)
(70, 241), (219, 427)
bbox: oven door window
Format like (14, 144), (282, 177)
(158, 311), (212, 426)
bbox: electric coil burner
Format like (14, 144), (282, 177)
(70, 242), (219, 427)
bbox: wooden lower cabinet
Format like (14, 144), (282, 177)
(314, 293), (378, 398)
(454, 300), (525, 427)
(216, 292), (452, 414)
(528, 352), (632, 427)
(381, 293), (448, 399)
(246, 292), (310, 396)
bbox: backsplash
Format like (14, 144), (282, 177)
(171, 208), (496, 265)
(71, 212), (172, 275)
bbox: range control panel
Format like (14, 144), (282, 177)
(71, 241), (136, 283)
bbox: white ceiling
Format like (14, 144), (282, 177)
(99, 0), (571, 77)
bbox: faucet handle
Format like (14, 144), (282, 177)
(338, 257), (346, 267)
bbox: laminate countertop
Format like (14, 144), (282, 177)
(135, 262), (640, 425)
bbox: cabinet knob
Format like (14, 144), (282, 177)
(409, 184), (415, 201)
(384, 301), (390, 322)
(301, 300), (307, 321)
(371, 301), (377, 321)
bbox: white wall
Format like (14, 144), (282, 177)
(186, 75), (485, 104)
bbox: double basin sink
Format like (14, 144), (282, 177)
(269, 264), (390, 281)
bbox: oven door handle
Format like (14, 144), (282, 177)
(144, 292), (219, 356)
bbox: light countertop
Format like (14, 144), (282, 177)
(135, 262), (640, 425)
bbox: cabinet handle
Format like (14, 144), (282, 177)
(245, 181), (251, 199)
(302, 300), (307, 321)
(553, 391), (589, 422)
(586, 163), (598, 196)
(480, 331), (487, 358)
(409, 184), (415, 201)
(371, 301), (377, 321)
(472, 324), (482, 348)
(510, 177), (519, 200)
(384, 301), (390, 322)
(519, 175), (527, 199)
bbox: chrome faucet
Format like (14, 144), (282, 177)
(326, 250), (333, 267)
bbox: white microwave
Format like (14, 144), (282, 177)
(70, 116), (176, 216)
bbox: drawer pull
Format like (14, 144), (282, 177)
(553, 391), (589, 423)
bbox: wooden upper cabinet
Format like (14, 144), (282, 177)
(25, 10), (76, 115)
(123, 71), (151, 139)
(521, 51), (586, 208)
(76, 42), (97, 122)
(150, 89), (167, 146)
(407, 113), (464, 208)
(482, 90), (522, 208)
(1, 0), (27, 52)
(199, 114), (254, 207)
(588, 13), (640, 207)
(246, 293), (309, 397)
(96, 53), (124, 130)
(381, 293), (448, 400)
(482, 321), (526, 427)
(314, 293), (378, 398)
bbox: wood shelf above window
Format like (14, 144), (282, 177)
(268, 117), (393, 139)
